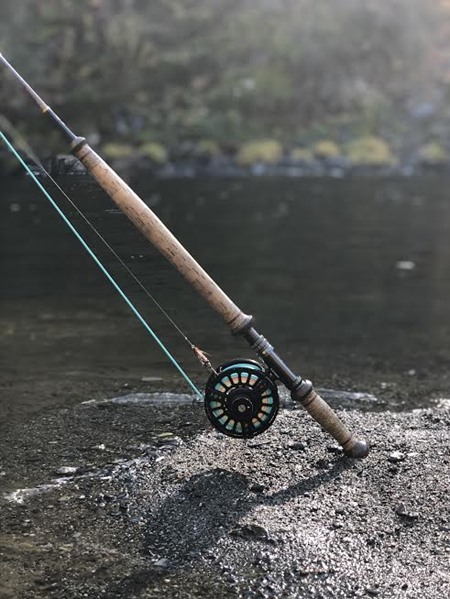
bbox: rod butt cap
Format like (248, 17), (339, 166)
(343, 438), (370, 459)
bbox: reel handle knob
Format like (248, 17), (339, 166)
(295, 386), (369, 458)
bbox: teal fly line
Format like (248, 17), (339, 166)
(0, 130), (203, 399)
(0, 118), (212, 366)
(2, 120), (200, 346)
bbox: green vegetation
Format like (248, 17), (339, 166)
(196, 140), (220, 159)
(0, 1), (449, 161)
(345, 137), (395, 166)
(236, 140), (283, 166)
(418, 141), (448, 165)
(313, 141), (341, 160)
(291, 148), (314, 162)
(140, 142), (168, 164)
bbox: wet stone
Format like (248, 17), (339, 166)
(54, 466), (78, 476)
(388, 451), (406, 463)
(249, 483), (265, 493)
(153, 558), (173, 569)
(57, 495), (71, 502)
(287, 441), (306, 451)
(395, 504), (419, 520)
(315, 458), (330, 469)
(0, 396), (448, 598)
(231, 523), (270, 541)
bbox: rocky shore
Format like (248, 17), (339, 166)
(2, 141), (450, 179)
(0, 394), (448, 599)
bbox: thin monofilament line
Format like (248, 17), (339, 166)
(1, 130), (203, 399)
(49, 175), (195, 346)
(1, 121), (197, 349)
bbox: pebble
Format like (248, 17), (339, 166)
(248, 440), (272, 448)
(250, 483), (265, 493)
(396, 260), (415, 271)
(153, 558), (172, 569)
(287, 442), (306, 451)
(232, 523), (270, 540)
(58, 495), (71, 502)
(395, 504), (419, 520)
(55, 466), (78, 476)
(388, 451), (405, 463)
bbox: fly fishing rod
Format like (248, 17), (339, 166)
(1, 53), (369, 457)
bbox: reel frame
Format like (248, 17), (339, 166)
(204, 359), (279, 438)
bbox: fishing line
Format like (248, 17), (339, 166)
(47, 174), (196, 346)
(1, 116), (216, 372)
(1, 130), (203, 398)
(0, 118), (198, 350)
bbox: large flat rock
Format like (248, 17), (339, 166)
(0, 400), (448, 598)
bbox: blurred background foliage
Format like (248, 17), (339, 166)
(1, 0), (450, 160)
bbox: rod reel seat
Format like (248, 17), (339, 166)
(204, 359), (279, 438)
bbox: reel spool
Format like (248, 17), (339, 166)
(204, 359), (279, 438)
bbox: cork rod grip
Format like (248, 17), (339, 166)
(72, 141), (251, 333)
(301, 388), (369, 458)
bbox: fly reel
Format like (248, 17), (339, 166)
(204, 359), (279, 438)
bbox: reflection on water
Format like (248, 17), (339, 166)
(2, 175), (450, 419)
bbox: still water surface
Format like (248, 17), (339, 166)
(2, 175), (450, 419)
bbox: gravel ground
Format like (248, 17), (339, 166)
(0, 397), (449, 599)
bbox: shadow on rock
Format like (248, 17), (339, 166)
(144, 468), (251, 562)
(100, 456), (353, 597)
(144, 458), (351, 563)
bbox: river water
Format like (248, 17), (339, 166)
(2, 174), (450, 421)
